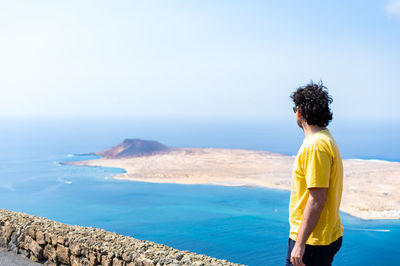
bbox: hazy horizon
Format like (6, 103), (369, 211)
(1, 0), (399, 120)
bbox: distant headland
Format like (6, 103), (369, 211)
(95, 138), (171, 158)
(65, 139), (400, 220)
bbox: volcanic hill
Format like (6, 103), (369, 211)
(95, 138), (171, 158)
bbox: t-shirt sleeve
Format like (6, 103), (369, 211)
(304, 147), (331, 188)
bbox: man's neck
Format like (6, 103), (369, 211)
(302, 124), (327, 138)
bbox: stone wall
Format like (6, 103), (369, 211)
(0, 209), (243, 266)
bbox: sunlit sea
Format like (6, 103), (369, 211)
(1, 116), (399, 265)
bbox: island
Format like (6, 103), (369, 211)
(65, 138), (400, 220)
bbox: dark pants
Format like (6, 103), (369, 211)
(285, 237), (342, 266)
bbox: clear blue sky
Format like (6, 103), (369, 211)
(1, 0), (399, 119)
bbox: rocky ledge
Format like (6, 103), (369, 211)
(0, 209), (243, 266)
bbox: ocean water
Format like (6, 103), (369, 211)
(0, 116), (399, 265)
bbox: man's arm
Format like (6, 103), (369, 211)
(290, 187), (328, 266)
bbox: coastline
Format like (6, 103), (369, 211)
(65, 147), (400, 220)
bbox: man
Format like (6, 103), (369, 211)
(286, 82), (343, 266)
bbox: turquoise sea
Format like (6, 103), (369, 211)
(1, 117), (399, 265)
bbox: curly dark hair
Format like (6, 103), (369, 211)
(290, 81), (333, 127)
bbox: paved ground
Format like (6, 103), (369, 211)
(0, 248), (41, 265)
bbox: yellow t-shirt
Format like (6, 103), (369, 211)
(289, 129), (344, 245)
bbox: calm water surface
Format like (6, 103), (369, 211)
(0, 117), (399, 265)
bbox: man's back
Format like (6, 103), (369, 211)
(289, 129), (343, 245)
(287, 82), (343, 266)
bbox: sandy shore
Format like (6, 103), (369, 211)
(66, 148), (400, 220)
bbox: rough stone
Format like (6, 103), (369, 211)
(70, 243), (82, 256)
(70, 255), (82, 266)
(88, 250), (98, 265)
(122, 252), (132, 262)
(36, 230), (46, 245)
(44, 233), (52, 244)
(3, 225), (15, 242)
(0, 208), (243, 266)
(77, 256), (90, 266)
(8, 232), (19, 253)
(102, 255), (113, 266)
(182, 254), (191, 264)
(20, 234), (31, 250)
(28, 239), (43, 260)
(43, 259), (57, 266)
(27, 227), (36, 240)
(56, 244), (70, 265)
(50, 234), (58, 246)
(30, 252), (39, 262)
(0, 235), (5, 248)
(19, 248), (30, 258)
(112, 257), (126, 266)
(43, 244), (56, 262)
(57, 236), (68, 245)
(142, 258), (154, 266)
(175, 253), (184, 261)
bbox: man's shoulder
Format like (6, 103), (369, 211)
(304, 132), (332, 152)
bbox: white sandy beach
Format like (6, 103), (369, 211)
(67, 148), (400, 220)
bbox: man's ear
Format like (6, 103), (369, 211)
(297, 110), (301, 118)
